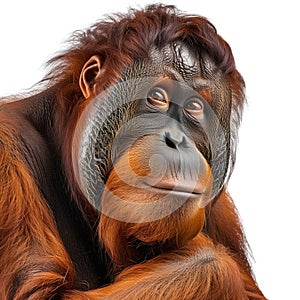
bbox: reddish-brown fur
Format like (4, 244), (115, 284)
(0, 5), (266, 299)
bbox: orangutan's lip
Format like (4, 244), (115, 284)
(143, 180), (203, 196)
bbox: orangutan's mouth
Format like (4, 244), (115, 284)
(143, 179), (204, 197)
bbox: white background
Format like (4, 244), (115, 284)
(1, 1), (299, 299)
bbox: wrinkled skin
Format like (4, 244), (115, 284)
(76, 42), (231, 209)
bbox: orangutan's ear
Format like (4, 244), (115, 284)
(79, 55), (101, 98)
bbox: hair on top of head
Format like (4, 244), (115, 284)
(45, 4), (243, 101)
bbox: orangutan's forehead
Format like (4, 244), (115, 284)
(150, 42), (202, 81)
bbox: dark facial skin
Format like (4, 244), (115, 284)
(75, 41), (232, 216)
